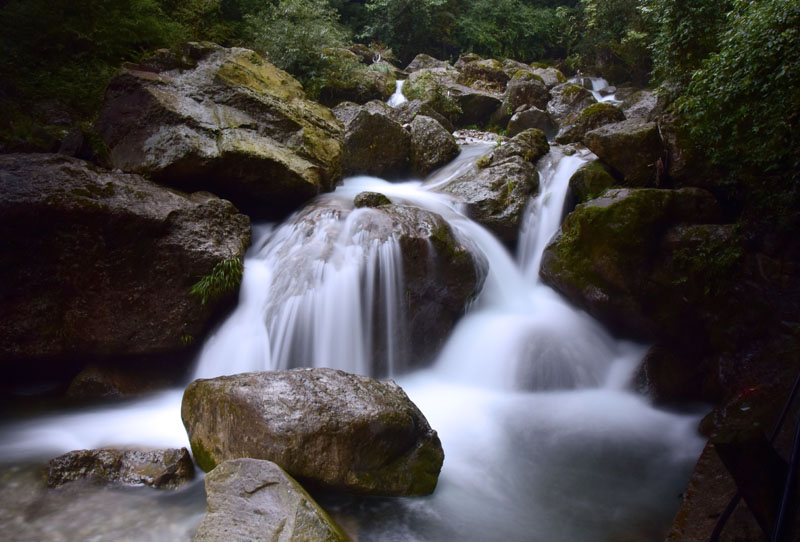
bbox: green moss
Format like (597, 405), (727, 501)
(529, 62), (550, 69)
(189, 438), (217, 473)
(579, 102), (622, 122)
(476, 156), (491, 169)
(561, 84), (584, 98)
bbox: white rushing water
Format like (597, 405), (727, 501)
(571, 76), (620, 104)
(0, 142), (704, 541)
(388, 79), (408, 107)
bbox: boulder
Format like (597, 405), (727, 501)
(391, 99), (455, 133)
(507, 108), (557, 139)
(583, 119), (664, 187)
(96, 42), (344, 219)
(333, 101), (411, 177)
(546, 82), (597, 124)
(48, 448), (194, 489)
(532, 67), (567, 89)
(181, 368), (445, 496)
(403, 68), (503, 128)
(0, 154), (250, 366)
(353, 191), (391, 208)
(503, 71), (550, 113)
(405, 54), (451, 73)
(456, 58), (509, 93)
(316, 48), (396, 107)
(409, 115), (460, 176)
(66, 357), (189, 401)
(540, 187), (723, 341)
(555, 102), (625, 144)
(621, 89), (659, 120)
(194, 458), (346, 542)
(566, 159), (618, 209)
(502, 59), (532, 78)
(438, 129), (549, 242)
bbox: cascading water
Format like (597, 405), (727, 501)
(0, 141), (704, 541)
(572, 76), (620, 104)
(388, 80), (408, 107)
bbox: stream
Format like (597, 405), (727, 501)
(0, 137), (704, 541)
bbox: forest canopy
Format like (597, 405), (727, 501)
(1, 0), (798, 184)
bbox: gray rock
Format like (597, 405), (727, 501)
(0, 154), (250, 364)
(333, 101), (411, 177)
(531, 67), (567, 89)
(353, 191), (391, 208)
(405, 54), (451, 73)
(181, 368), (445, 496)
(438, 129), (549, 242)
(97, 43), (344, 219)
(621, 89), (659, 120)
(546, 82), (597, 124)
(504, 72), (550, 112)
(409, 115), (460, 176)
(391, 99), (455, 133)
(48, 448), (194, 489)
(507, 108), (557, 139)
(194, 458), (346, 542)
(583, 119), (664, 187)
(555, 102), (625, 144)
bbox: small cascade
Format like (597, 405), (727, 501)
(571, 75), (620, 103)
(387, 80), (408, 107)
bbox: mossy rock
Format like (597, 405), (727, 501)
(354, 191), (391, 208)
(316, 47), (396, 107)
(556, 102), (626, 144)
(583, 119), (663, 187)
(546, 82), (596, 124)
(567, 159), (618, 210)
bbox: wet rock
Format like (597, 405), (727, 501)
(316, 48), (396, 107)
(66, 359), (188, 401)
(502, 59), (532, 78)
(48, 448), (194, 489)
(555, 102), (625, 144)
(181, 368), (445, 496)
(583, 119), (664, 187)
(546, 82), (597, 124)
(507, 108), (557, 139)
(438, 129), (549, 242)
(621, 89), (659, 120)
(391, 99), (455, 133)
(540, 187), (723, 341)
(333, 101), (411, 177)
(194, 458), (346, 542)
(409, 115), (460, 176)
(532, 67), (567, 89)
(96, 42), (344, 219)
(354, 191), (391, 208)
(0, 154), (250, 366)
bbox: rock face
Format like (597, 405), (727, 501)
(621, 89), (659, 120)
(457, 58), (509, 93)
(546, 82), (596, 124)
(503, 71), (550, 113)
(48, 448), (194, 489)
(409, 115), (460, 176)
(0, 154), (250, 365)
(540, 187), (722, 341)
(567, 159), (618, 209)
(181, 368), (445, 496)
(405, 53), (451, 73)
(96, 42), (344, 219)
(333, 101), (410, 177)
(194, 459), (346, 542)
(531, 67), (567, 89)
(438, 129), (549, 242)
(555, 102), (625, 144)
(583, 119), (664, 187)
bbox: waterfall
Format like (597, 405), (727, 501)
(0, 143), (704, 542)
(572, 75), (620, 104)
(388, 80), (408, 107)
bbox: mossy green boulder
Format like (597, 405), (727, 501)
(181, 368), (445, 496)
(96, 42), (344, 220)
(546, 82), (596, 124)
(540, 187), (723, 341)
(567, 159), (618, 209)
(316, 47), (396, 107)
(555, 102), (626, 144)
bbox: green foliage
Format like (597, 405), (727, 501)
(244, 0), (351, 81)
(674, 0), (800, 173)
(361, 0), (455, 62)
(190, 257), (244, 306)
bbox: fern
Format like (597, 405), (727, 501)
(189, 258), (244, 306)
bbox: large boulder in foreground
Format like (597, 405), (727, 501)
(194, 458), (346, 542)
(96, 42), (344, 219)
(409, 115), (460, 176)
(583, 119), (663, 187)
(182, 368), (445, 496)
(0, 154), (250, 365)
(540, 187), (723, 342)
(333, 101), (410, 177)
(438, 129), (549, 242)
(48, 448), (194, 489)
